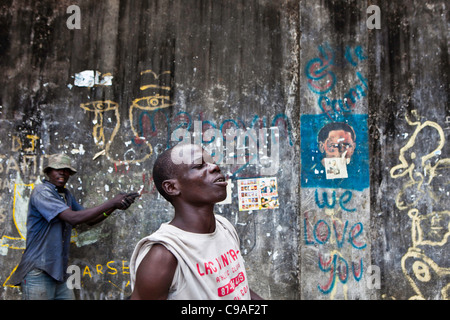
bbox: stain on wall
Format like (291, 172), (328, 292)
(0, 0), (448, 300)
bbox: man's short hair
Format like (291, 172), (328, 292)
(152, 147), (177, 202)
(318, 122), (356, 143)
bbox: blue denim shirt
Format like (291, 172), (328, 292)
(11, 180), (84, 285)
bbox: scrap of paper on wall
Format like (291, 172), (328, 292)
(238, 177), (279, 211)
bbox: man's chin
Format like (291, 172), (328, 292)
(211, 192), (228, 204)
(52, 181), (67, 189)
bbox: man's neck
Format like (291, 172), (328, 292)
(170, 203), (216, 234)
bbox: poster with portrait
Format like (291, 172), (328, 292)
(300, 114), (369, 191)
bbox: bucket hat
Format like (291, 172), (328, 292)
(43, 153), (77, 175)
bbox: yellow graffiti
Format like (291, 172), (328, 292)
(11, 134), (39, 153)
(390, 112), (450, 300)
(390, 114), (445, 181)
(80, 100), (129, 164)
(80, 260), (130, 278)
(1, 183), (34, 288)
(80, 69), (173, 165)
(108, 280), (130, 294)
(80, 100), (120, 148)
(139, 69), (172, 92)
(1, 183), (33, 249)
(401, 249), (450, 300)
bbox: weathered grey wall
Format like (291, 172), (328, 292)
(299, 0), (372, 299)
(368, 0), (449, 300)
(0, 0), (448, 300)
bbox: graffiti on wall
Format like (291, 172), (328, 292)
(1, 67), (295, 295)
(79, 69), (173, 164)
(0, 134), (43, 287)
(301, 113), (371, 298)
(79, 68), (294, 178)
(303, 188), (368, 297)
(305, 43), (368, 120)
(301, 42), (371, 298)
(66, 260), (132, 299)
(390, 112), (450, 300)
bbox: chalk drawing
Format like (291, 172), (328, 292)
(1, 182), (34, 288)
(390, 112), (449, 300)
(80, 68), (294, 174)
(80, 69), (174, 165)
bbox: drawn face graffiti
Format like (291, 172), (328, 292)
(391, 114), (450, 300)
(319, 129), (356, 164)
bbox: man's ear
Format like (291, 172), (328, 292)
(162, 179), (180, 197)
(319, 142), (325, 153)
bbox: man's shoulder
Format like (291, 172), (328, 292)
(31, 181), (53, 196)
(139, 223), (175, 243)
(215, 214), (239, 242)
(215, 214), (234, 229)
(215, 214), (229, 223)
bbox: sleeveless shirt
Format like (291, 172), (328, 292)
(130, 215), (251, 300)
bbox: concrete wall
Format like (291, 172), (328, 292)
(0, 0), (448, 300)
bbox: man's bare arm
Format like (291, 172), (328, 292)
(58, 192), (139, 226)
(130, 244), (178, 300)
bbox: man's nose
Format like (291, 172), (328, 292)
(207, 162), (220, 172)
(57, 169), (70, 176)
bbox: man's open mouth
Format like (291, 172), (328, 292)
(213, 176), (227, 186)
(57, 177), (66, 183)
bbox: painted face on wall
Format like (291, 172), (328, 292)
(319, 129), (356, 163)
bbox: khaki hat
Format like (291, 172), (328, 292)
(43, 153), (77, 175)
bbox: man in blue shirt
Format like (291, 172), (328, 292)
(11, 154), (139, 300)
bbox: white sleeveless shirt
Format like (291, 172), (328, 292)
(130, 215), (251, 300)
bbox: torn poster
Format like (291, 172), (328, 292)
(74, 70), (113, 87)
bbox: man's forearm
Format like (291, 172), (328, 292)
(59, 202), (118, 226)
(86, 208), (115, 226)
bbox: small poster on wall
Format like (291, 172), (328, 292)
(324, 157), (348, 179)
(237, 177), (279, 211)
